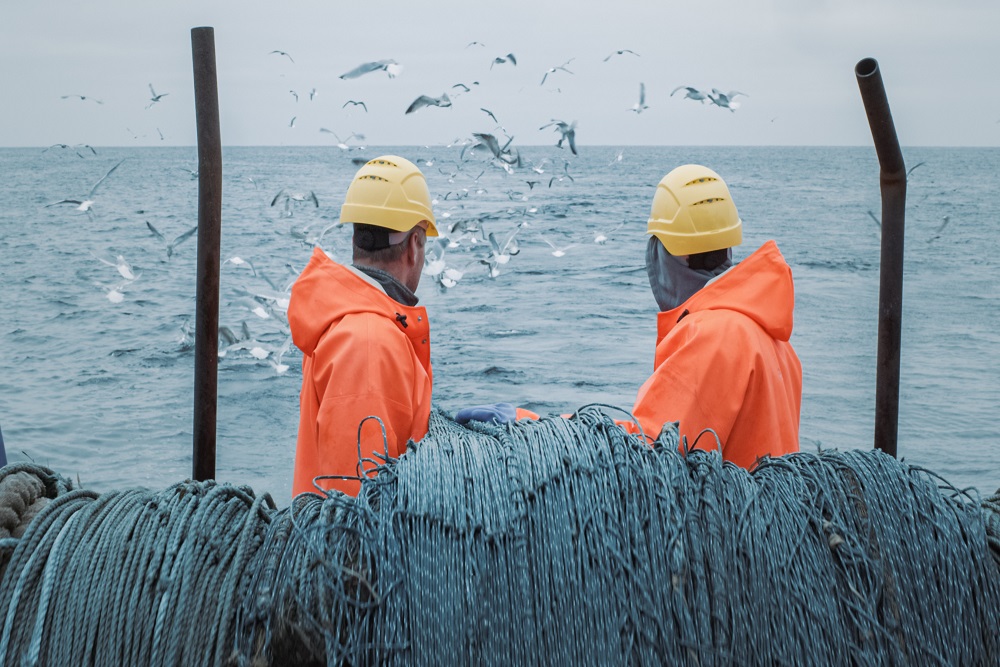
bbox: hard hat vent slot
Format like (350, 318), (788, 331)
(692, 197), (726, 206)
(359, 175), (390, 183)
(370, 159), (399, 168)
(685, 177), (718, 186)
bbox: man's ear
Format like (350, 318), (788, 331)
(406, 230), (422, 265)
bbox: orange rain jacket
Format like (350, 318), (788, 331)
(289, 248), (432, 497)
(629, 240), (802, 468)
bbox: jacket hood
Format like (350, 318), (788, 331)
(658, 240), (795, 342)
(289, 248), (427, 356)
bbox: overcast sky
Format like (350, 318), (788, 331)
(4, 0), (998, 148)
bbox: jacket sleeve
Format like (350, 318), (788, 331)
(309, 313), (418, 496)
(631, 314), (753, 454)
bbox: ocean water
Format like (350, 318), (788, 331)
(1, 145), (997, 504)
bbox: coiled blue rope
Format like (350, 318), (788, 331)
(2, 409), (999, 666)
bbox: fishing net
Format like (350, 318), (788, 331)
(2, 408), (999, 666)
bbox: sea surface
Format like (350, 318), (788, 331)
(1, 145), (997, 505)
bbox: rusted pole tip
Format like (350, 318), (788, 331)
(855, 57), (879, 79)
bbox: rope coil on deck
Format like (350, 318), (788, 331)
(1, 409), (999, 666)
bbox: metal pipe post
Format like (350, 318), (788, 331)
(191, 27), (222, 480)
(855, 57), (906, 458)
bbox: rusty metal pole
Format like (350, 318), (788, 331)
(855, 57), (906, 458)
(191, 27), (222, 480)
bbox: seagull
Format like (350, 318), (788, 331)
(708, 88), (748, 112)
(309, 88), (317, 101)
(468, 132), (518, 165)
(547, 160), (576, 188)
(176, 166), (198, 179)
(146, 221), (197, 259)
(670, 86), (710, 103)
(224, 256), (257, 276)
(466, 41), (486, 48)
(539, 119), (577, 155)
(608, 149), (624, 166)
(491, 53), (517, 69)
(487, 229), (520, 267)
(61, 94), (103, 104)
(907, 162), (927, 177)
(289, 90), (299, 103)
(342, 100), (368, 112)
(267, 335), (293, 374)
(603, 49), (640, 62)
(44, 143), (97, 158)
(319, 129), (363, 149)
(542, 237), (577, 258)
(630, 83), (648, 113)
(269, 50), (294, 63)
(541, 59), (574, 85)
(97, 280), (129, 304)
(866, 210), (881, 229)
(289, 116), (296, 128)
(45, 158), (127, 219)
(927, 215), (951, 243)
(593, 220), (625, 245)
(480, 107), (500, 124)
(339, 59), (401, 79)
(271, 189), (319, 217)
(146, 84), (169, 109)
(405, 93), (452, 114)
(94, 253), (138, 281)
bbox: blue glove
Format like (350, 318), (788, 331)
(455, 402), (517, 425)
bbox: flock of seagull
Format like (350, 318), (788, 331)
(46, 43), (760, 373)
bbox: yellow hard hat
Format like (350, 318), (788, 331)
(647, 164), (742, 256)
(339, 155), (438, 236)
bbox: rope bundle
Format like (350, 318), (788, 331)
(0, 467), (275, 666)
(244, 409), (1000, 665)
(2, 409), (999, 666)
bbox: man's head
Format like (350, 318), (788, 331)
(339, 155), (438, 292)
(645, 165), (742, 311)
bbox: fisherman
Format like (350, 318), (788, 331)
(289, 156), (437, 497)
(631, 164), (802, 467)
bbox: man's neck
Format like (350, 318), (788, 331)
(353, 264), (419, 306)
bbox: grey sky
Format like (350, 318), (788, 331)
(3, 0), (998, 148)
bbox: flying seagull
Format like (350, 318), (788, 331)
(146, 84), (168, 109)
(269, 50), (294, 63)
(271, 189), (319, 217)
(405, 93), (452, 114)
(670, 86), (710, 103)
(604, 49), (640, 62)
(542, 237), (577, 258)
(539, 119), (577, 155)
(339, 59), (401, 79)
(94, 253), (138, 281)
(319, 129), (363, 150)
(708, 88), (748, 112)
(491, 53), (517, 69)
(289, 116), (296, 128)
(289, 90), (299, 103)
(541, 58), (574, 85)
(146, 221), (197, 259)
(44, 143), (97, 158)
(480, 107), (500, 124)
(466, 41), (486, 48)
(45, 158), (127, 219)
(309, 88), (317, 101)
(630, 83), (648, 113)
(342, 100), (368, 112)
(61, 94), (103, 104)
(927, 215), (951, 243)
